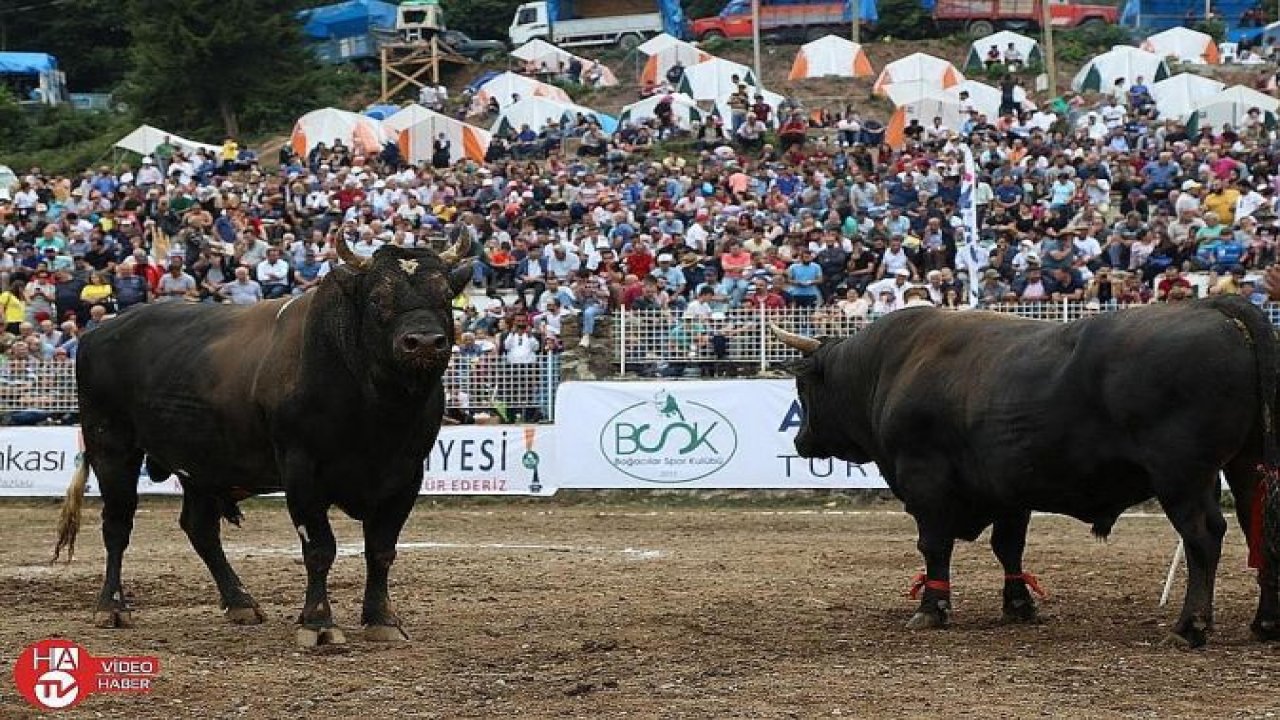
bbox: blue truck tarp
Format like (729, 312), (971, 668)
(299, 0), (399, 40)
(0, 52), (57, 75)
(1121, 0), (1258, 41)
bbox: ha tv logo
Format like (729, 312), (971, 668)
(600, 391), (738, 483)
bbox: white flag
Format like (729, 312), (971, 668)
(957, 144), (986, 307)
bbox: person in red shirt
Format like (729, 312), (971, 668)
(622, 236), (655, 280)
(743, 277), (786, 310)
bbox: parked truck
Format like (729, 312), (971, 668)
(691, 0), (877, 43)
(508, 0), (688, 49)
(931, 0), (1117, 36)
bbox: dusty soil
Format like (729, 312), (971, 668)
(3, 497), (1280, 718)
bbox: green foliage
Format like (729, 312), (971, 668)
(1193, 19), (1227, 43)
(874, 0), (933, 40)
(122, 0), (324, 139)
(0, 104), (132, 175)
(682, 0), (724, 21)
(1056, 24), (1134, 64)
(0, 0), (132, 92)
(445, 0), (525, 40)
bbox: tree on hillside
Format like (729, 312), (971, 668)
(0, 0), (132, 92)
(124, 0), (322, 138)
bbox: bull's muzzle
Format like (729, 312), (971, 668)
(396, 332), (450, 361)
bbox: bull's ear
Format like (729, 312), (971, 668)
(448, 260), (474, 296)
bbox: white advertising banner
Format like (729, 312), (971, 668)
(553, 380), (887, 489)
(0, 425), (556, 497)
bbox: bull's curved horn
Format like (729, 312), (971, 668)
(770, 324), (821, 354)
(333, 233), (372, 271)
(438, 234), (472, 264)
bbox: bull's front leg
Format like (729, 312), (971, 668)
(361, 482), (419, 642)
(285, 453), (345, 648)
(907, 519), (955, 630)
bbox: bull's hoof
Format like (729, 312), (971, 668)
(364, 624), (411, 642)
(296, 626), (347, 648)
(226, 605), (266, 625)
(93, 609), (134, 629)
(1250, 619), (1280, 642)
(1001, 600), (1039, 624)
(906, 611), (947, 630)
(1167, 617), (1209, 649)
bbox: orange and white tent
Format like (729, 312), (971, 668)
(886, 96), (967, 149)
(873, 52), (963, 97)
(788, 35), (873, 80)
(290, 108), (391, 156)
(471, 72), (572, 114)
(396, 109), (492, 165)
(511, 39), (619, 86)
(1141, 27), (1220, 65)
(637, 33), (712, 86)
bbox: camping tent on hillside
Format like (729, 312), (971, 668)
(788, 35), (873, 80)
(510, 39), (619, 86)
(290, 108), (391, 156)
(638, 34), (711, 86)
(677, 57), (758, 100)
(1149, 73), (1225, 119)
(886, 97), (967, 149)
(873, 53), (963, 96)
(396, 109), (492, 165)
(115, 125), (220, 157)
(1186, 85), (1280, 133)
(964, 31), (1043, 71)
(618, 93), (705, 130)
(1071, 46), (1170, 93)
(490, 96), (617, 136)
(942, 79), (1030, 118)
(471, 72), (572, 114)
(713, 87), (787, 128)
(1141, 27), (1220, 64)
(380, 103), (436, 133)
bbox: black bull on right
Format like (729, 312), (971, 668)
(774, 295), (1280, 648)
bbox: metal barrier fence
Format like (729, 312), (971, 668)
(614, 301), (1280, 374)
(0, 354), (561, 423)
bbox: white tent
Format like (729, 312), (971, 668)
(290, 108), (392, 156)
(713, 87), (787, 128)
(873, 53), (964, 96)
(788, 35), (873, 80)
(639, 36), (711, 87)
(618, 93), (706, 129)
(1071, 46), (1170, 93)
(0, 165), (18, 194)
(1150, 73), (1225, 119)
(490, 96), (616, 136)
(887, 97), (967, 149)
(381, 103), (438, 133)
(1188, 85), (1280, 131)
(677, 57), (758, 100)
(965, 31), (1042, 71)
(471, 72), (572, 114)
(1141, 27), (1220, 65)
(510, 39), (618, 86)
(396, 109), (492, 165)
(114, 125), (219, 157)
(943, 80), (1030, 118)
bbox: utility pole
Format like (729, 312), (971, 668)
(752, 0), (762, 84)
(1041, 0), (1057, 98)
(851, 0), (860, 43)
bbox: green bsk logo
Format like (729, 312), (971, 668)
(600, 391), (738, 484)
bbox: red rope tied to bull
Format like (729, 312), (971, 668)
(1249, 464), (1280, 571)
(907, 572), (951, 600)
(1004, 572), (1048, 599)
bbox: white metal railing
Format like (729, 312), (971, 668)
(614, 300), (1280, 374)
(0, 355), (561, 423)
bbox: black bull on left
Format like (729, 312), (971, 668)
(774, 295), (1280, 648)
(52, 237), (473, 647)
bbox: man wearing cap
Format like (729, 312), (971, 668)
(865, 267), (912, 306)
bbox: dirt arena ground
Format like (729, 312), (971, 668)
(3, 496), (1280, 718)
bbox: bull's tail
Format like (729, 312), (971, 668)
(1210, 296), (1280, 572)
(51, 453), (90, 563)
